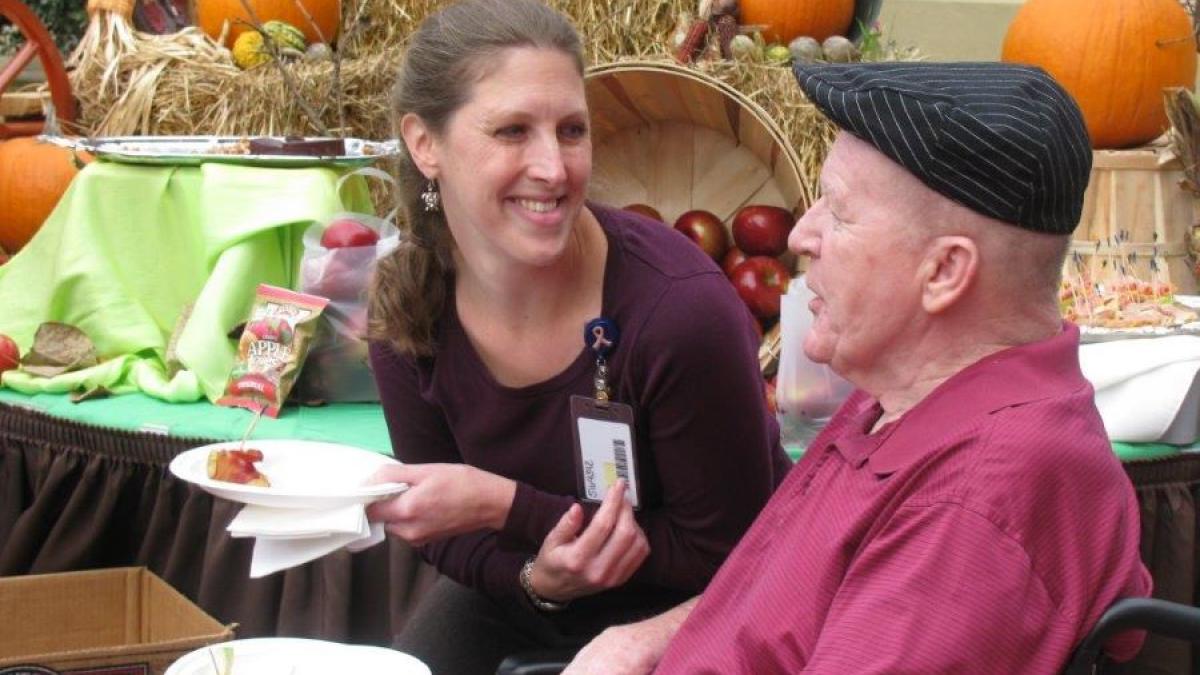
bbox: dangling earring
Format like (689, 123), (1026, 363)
(421, 179), (441, 212)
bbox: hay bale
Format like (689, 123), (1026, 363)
(66, 0), (919, 205)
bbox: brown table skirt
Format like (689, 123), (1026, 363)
(0, 401), (439, 644)
(2, 401), (1199, 671)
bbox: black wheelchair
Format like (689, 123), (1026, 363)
(496, 597), (1200, 675)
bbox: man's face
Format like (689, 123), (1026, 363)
(787, 132), (931, 381)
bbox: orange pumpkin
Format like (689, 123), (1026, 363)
(0, 138), (87, 253)
(739, 0), (856, 44)
(195, 0), (341, 47)
(1001, 0), (1197, 149)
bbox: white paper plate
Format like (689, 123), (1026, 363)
(165, 638), (429, 675)
(169, 439), (407, 509)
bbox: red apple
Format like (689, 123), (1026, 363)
(306, 255), (367, 300)
(674, 209), (729, 261)
(731, 256), (792, 319)
(623, 203), (664, 222)
(722, 247), (748, 278)
(321, 217), (380, 249)
(0, 334), (18, 374)
(732, 205), (794, 257)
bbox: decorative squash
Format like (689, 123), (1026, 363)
(739, 0), (856, 44)
(232, 30), (271, 70)
(262, 20), (307, 52)
(1002, 0), (1197, 149)
(195, 0), (340, 48)
(0, 138), (86, 253)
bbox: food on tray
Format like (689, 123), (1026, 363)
(249, 136), (346, 156)
(1060, 276), (1197, 328)
(207, 448), (270, 487)
(217, 284), (329, 417)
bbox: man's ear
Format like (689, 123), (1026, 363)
(920, 235), (978, 314)
(399, 112), (439, 180)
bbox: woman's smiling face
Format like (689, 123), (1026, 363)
(430, 46), (592, 270)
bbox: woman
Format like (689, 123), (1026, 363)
(365, 1), (791, 672)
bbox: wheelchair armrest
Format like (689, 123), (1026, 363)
(1062, 598), (1200, 675)
(496, 649), (578, 675)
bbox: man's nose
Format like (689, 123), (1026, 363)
(789, 204), (822, 257)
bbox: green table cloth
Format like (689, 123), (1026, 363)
(0, 388), (393, 454)
(0, 160), (370, 404)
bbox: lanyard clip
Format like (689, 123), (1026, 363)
(585, 318), (619, 401)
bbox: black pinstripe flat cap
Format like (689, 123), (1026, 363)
(792, 62), (1091, 235)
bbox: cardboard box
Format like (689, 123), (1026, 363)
(0, 567), (234, 675)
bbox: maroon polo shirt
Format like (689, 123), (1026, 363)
(658, 323), (1151, 673)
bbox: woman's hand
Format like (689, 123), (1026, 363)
(530, 480), (649, 602)
(364, 463), (515, 546)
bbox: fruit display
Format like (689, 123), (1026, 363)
(0, 137), (87, 253)
(730, 255), (792, 319)
(674, 209), (730, 261)
(648, 199), (798, 409)
(231, 20), (308, 70)
(644, 202), (799, 325)
(195, 0), (340, 48)
(673, 0), (870, 67)
(321, 216), (380, 249)
(0, 334), (19, 375)
(623, 204), (665, 223)
(262, 20), (307, 51)
(739, 0), (855, 44)
(232, 31), (272, 70)
(732, 205), (792, 257)
(1001, 0), (1197, 149)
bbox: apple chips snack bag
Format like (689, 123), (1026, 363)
(218, 284), (329, 417)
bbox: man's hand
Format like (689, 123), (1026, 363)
(530, 480), (649, 602)
(364, 463), (515, 546)
(563, 597), (698, 675)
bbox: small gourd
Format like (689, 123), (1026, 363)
(232, 31), (271, 70)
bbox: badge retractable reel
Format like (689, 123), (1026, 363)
(570, 318), (640, 509)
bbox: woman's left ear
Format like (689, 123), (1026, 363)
(921, 235), (978, 314)
(399, 112), (440, 180)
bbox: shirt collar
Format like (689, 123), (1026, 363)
(827, 323), (1087, 476)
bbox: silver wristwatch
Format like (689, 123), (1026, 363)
(519, 557), (569, 612)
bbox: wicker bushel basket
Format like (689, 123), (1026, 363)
(584, 60), (807, 236)
(584, 60), (807, 373)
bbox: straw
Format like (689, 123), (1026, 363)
(65, 1), (923, 211)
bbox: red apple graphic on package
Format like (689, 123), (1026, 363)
(623, 203), (664, 223)
(246, 318), (293, 344)
(673, 209), (729, 261)
(722, 247), (748, 278)
(0, 334), (19, 375)
(321, 217), (380, 249)
(731, 256), (792, 319)
(732, 205), (794, 257)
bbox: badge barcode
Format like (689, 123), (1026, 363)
(612, 438), (630, 483)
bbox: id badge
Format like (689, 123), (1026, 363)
(570, 395), (640, 509)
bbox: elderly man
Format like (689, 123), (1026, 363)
(563, 62), (1151, 673)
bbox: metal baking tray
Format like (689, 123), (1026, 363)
(42, 135), (401, 168)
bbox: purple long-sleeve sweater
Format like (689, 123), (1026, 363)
(368, 204), (791, 633)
